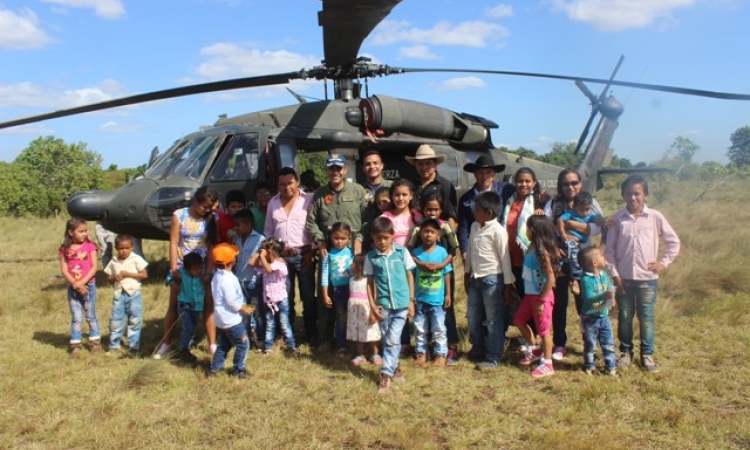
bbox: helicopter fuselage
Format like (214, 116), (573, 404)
(67, 94), (599, 240)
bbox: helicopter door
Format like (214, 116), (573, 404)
(209, 132), (260, 200)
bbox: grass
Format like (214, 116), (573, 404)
(1, 180), (749, 449)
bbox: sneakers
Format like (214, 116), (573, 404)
(178, 349), (198, 363)
(89, 340), (102, 354)
(584, 367), (596, 375)
(641, 355), (659, 373)
(531, 361), (555, 378)
(336, 348), (348, 359)
(516, 337), (529, 353)
(370, 354), (383, 366)
(551, 346), (566, 361)
(606, 369), (618, 377)
(433, 356), (447, 368)
(475, 360), (499, 371)
(392, 366), (406, 384)
(153, 343), (172, 360)
(231, 369), (249, 379)
(351, 355), (365, 367)
(69, 343), (83, 359)
(413, 353), (427, 367)
(616, 352), (633, 368)
(446, 348), (458, 366)
(519, 347), (543, 366)
(377, 374), (391, 394)
(286, 348), (301, 358)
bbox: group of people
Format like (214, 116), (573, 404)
(58, 144), (680, 392)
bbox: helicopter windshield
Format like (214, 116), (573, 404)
(147, 135), (221, 180)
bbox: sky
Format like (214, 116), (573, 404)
(1, 0), (748, 168)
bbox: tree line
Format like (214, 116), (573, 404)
(2, 128), (749, 218)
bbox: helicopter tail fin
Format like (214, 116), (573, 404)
(578, 112), (618, 193)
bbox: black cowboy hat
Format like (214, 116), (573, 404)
(463, 155), (506, 173)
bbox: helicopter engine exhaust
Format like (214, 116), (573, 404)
(359, 95), (488, 146)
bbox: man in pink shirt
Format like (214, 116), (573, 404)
(605, 175), (680, 373)
(264, 167), (319, 345)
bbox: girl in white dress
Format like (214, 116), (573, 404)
(347, 254), (382, 366)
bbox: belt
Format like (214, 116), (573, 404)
(284, 245), (311, 257)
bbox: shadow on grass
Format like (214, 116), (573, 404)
(32, 330), (70, 350)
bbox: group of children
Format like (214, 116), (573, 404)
(58, 173), (679, 391)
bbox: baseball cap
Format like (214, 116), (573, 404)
(326, 153), (346, 167)
(211, 243), (239, 265)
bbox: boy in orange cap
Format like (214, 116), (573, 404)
(208, 243), (255, 378)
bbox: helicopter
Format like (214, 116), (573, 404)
(1, 0), (749, 240)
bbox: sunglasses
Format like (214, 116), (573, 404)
(561, 180), (580, 187)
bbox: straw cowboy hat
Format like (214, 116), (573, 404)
(463, 155), (506, 173)
(405, 144), (446, 165)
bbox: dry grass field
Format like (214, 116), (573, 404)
(0, 180), (748, 449)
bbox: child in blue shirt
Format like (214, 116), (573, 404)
(407, 192), (461, 365)
(577, 246), (617, 376)
(411, 218), (452, 368)
(232, 209), (264, 350)
(320, 222), (354, 356)
(175, 252), (205, 363)
(365, 216), (416, 394)
(557, 191), (600, 292)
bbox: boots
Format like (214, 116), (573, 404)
(69, 343), (83, 358)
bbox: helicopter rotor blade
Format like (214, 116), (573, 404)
(399, 67), (750, 101)
(598, 54), (625, 100)
(573, 55), (624, 155)
(0, 71), (304, 130)
(320, 0), (403, 67)
(574, 108), (599, 155)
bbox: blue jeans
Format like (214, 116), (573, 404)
(617, 279), (658, 356)
(580, 315), (616, 370)
(285, 255), (318, 343)
(264, 298), (296, 351)
(414, 303), (447, 357)
(68, 281), (100, 344)
(210, 322), (249, 374)
(109, 291), (143, 350)
(241, 280), (263, 350)
(467, 274), (505, 363)
(378, 307), (408, 377)
(178, 302), (201, 351)
(565, 240), (582, 280)
(329, 285), (349, 351)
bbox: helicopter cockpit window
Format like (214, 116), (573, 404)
(172, 136), (220, 180)
(211, 133), (260, 182)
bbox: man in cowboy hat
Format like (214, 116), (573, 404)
(407, 144), (458, 226)
(457, 155), (515, 257)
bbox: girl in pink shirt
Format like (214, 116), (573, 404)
(379, 179), (422, 246)
(59, 218), (101, 357)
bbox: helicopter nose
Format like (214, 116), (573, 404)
(67, 189), (118, 220)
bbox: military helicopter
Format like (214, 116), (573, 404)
(1, 0), (748, 240)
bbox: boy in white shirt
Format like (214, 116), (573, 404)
(209, 243), (255, 378)
(464, 192), (515, 370)
(104, 234), (148, 356)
